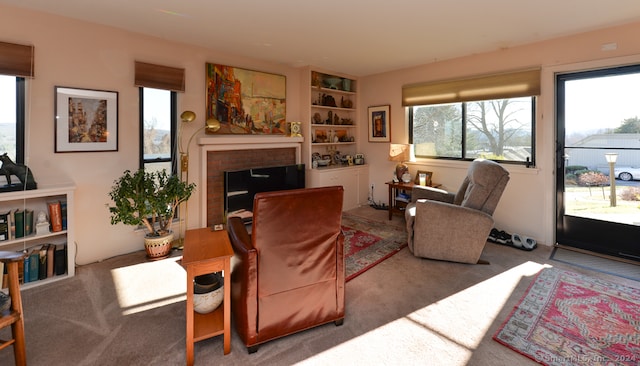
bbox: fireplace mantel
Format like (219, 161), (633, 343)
(197, 135), (304, 227)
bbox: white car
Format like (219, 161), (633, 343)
(614, 166), (640, 181)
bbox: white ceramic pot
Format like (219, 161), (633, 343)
(193, 286), (224, 314)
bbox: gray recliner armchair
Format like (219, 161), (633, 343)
(405, 159), (510, 264)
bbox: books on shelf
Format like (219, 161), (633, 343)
(0, 210), (9, 241)
(13, 243), (68, 285)
(48, 201), (63, 233)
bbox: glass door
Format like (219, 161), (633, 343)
(556, 65), (640, 263)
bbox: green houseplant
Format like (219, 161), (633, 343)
(109, 169), (196, 259)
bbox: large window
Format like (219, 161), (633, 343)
(0, 75), (25, 164)
(409, 96), (535, 165)
(139, 87), (177, 174)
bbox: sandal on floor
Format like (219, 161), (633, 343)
(511, 234), (536, 251)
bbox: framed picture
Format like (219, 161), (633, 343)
(206, 63), (286, 135)
(368, 105), (390, 142)
(55, 86), (118, 152)
(414, 170), (433, 186)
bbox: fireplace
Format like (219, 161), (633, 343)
(197, 135), (303, 227)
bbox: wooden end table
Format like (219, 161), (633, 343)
(182, 228), (234, 365)
(386, 181), (415, 220)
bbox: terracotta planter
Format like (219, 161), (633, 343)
(144, 231), (174, 260)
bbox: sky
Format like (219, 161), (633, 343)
(564, 72), (640, 134)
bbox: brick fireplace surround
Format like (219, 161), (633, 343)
(197, 135), (304, 227)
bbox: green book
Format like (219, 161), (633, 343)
(29, 251), (39, 282)
(14, 209), (24, 238)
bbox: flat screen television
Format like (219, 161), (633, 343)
(224, 164), (305, 222)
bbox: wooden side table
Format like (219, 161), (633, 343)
(386, 181), (415, 220)
(182, 228), (234, 365)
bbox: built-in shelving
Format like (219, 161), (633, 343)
(0, 183), (75, 289)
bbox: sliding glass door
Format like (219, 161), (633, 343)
(556, 65), (640, 262)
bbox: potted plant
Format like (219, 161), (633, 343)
(108, 168), (196, 259)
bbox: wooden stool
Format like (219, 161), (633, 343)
(0, 251), (27, 366)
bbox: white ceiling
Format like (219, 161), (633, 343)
(3, 0), (640, 76)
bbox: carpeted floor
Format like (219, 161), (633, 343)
(1, 205), (638, 365)
(494, 267), (640, 365)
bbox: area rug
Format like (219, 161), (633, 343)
(342, 213), (407, 282)
(493, 267), (640, 365)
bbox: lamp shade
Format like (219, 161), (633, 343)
(389, 144), (410, 162)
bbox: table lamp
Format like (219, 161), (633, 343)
(389, 143), (410, 181)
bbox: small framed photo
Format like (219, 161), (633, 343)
(368, 105), (390, 142)
(414, 170), (433, 186)
(55, 86), (118, 152)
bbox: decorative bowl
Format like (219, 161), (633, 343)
(317, 159), (331, 166)
(193, 286), (224, 314)
(324, 77), (343, 89)
(193, 272), (224, 314)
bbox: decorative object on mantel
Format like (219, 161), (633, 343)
(0, 153), (37, 192)
(205, 63), (286, 135)
(368, 105), (391, 142)
(389, 144), (410, 182)
(288, 121), (302, 137)
(108, 169), (196, 260)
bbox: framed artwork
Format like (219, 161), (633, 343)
(368, 105), (390, 142)
(414, 170), (433, 186)
(206, 63), (286, 135)
(55, 86), (118, 152)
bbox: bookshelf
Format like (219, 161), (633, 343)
(0, 183), (75, 289)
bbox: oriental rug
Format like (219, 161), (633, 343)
(493, 267), (640, 366)
(342, 213), (407, 282)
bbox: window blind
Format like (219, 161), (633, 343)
(134, 61), (185, 92)
(402, 68), (540, 106)
(0, 41), (34, 78)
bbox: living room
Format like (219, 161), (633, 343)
(0, 2), (639, 365)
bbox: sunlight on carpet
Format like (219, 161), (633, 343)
(110, 257), (186, 315)
(296, 261), (548, 366)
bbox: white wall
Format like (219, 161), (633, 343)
(359, 21), (640, 247)
(0, 5), (303, 264)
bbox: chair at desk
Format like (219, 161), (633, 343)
(0, 251), (27, 366)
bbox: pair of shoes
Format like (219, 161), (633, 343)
(488, 228), (512, 245)
(511, 234), (537, 251)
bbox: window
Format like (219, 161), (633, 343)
(139, 87), (177, 174)
(409, 97), (535, 165)
(0, 75), (25, 164)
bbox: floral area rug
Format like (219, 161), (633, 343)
(493, 267), (640, 365)
(342, 213), (407, 282)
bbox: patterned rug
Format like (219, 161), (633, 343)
(493, 267), (640, 365)
(342, 213), (407, 282)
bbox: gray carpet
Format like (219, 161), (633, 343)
(1, 206), (638, 365)
(550, 247), (640, 282)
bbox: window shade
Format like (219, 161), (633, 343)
(0, 41), (34, 78)
(402, 68), (540, 106)
(134, 61), (185, 92)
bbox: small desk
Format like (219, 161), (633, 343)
(182, 228), (234, 365)
(386, 181), (415, 220)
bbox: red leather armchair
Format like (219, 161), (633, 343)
(227, 186), (345, 353)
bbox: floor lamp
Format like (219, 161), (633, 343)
(175, 111), (220, 248)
